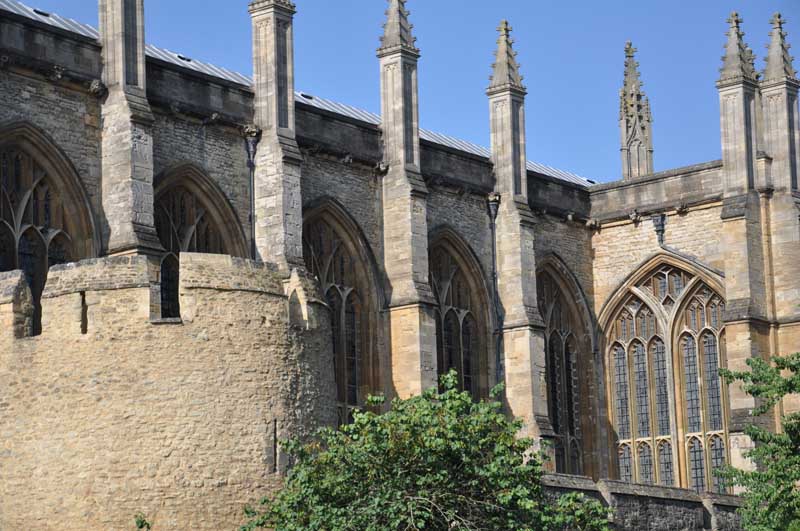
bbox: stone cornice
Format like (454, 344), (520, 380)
(248, 0), (296, 16)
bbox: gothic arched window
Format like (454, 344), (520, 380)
(430, 241), (487, 399)
(606, 264), (729, 493)
(154, 182), (230, 318)
(537, 269), (587, 476)
(0, 145), (88, 334)
(304, 215), (377, 425)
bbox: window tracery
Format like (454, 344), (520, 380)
(304, 216), (376, 425)
(155, 184), (227, 318)
(430, 244), (486, 399)
(608, 264), (730, 493)
(537, 270), (585, 475)
(0, 146), (84, 334)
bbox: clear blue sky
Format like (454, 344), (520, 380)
(26, 0), (800, 182)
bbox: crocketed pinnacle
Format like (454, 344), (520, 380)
(488, 20), (525, 92)
(619, 42), (651, 123)
(719, 12), (758, 84)
(379, 0), (418, 53)
(763, 13), (797, 83)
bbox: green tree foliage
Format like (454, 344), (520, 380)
(242, 372), (610, 531)
(720, 352), (800, 531)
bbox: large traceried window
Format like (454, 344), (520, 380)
(155, 185), (227, 318)
(430, 240), (487, 399)
(537, 270), (584, 475)
(0, 144), (90, 335)
(607, 263), (729, 493)
(304, 215), (377, 425)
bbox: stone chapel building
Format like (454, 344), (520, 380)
(0, 0), (798, 529)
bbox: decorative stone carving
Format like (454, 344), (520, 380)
(651, 213), (667, 245)
(88, 79), (108, 98)
(629, 209), (642, 224)
(49, 65), (64, 81)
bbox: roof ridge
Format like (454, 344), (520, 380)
(0, 0), (593, 187)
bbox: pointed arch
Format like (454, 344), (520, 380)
(601, 253), (729, 492)
(0, 120), (98, 258)
(598, 250), (724, 333)
(303, 198), (382, 424)
(0, 121), (97, 335)
(429, 226), (493, 398)
(536, 253), (596, 477)
(154, 162), (247, 258)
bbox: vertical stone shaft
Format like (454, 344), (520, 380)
(249, 0), (304, 269)
(760, 13), (800, 417)
(487, 21), (548, 439)
(716, 12), (772, 474)
(378, 0), (437, 398)
(99, 0), (161, 255)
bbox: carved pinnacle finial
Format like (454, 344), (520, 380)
(379, 0), (418, 53)
(719, 11), (758, 84)
(488, 20), (525, 92)
(620, 41), (651, 130)
(763, 13), (797, 83)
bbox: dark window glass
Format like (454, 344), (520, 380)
(652, 339), (671, 436)
(683, 336), (702, 433)
(703, 333), (724, 432)
(633, 342), (651, 438)
(689, 438), (706, 493)
(658, 442), (675, 486)
(549, 333), (564, 435)
(613, 345), (631, 440)
(710, 436), (727, 494)
(160, 255), (180, 319)
(638, 444), (654, 484)
(430, 247), (484, 398)
(619, 445), (633, 483)
(345, 296), (360, 407)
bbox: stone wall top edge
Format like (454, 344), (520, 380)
(598, 479), (704, 503)
(0, 10), (99, 47)
(42, 256), (152, 299)
(0, 269), (25, 304)
(542, 473), (601, 491)
(590, 160), (724, 194)
(178, 253), (287, 297)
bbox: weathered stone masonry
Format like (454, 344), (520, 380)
(1, 0), (798, 529)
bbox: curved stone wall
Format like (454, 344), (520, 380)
(0, 254), (336, 531)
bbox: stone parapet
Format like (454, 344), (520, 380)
(0, 252), (336, 530)
(541, 475), (744, 530)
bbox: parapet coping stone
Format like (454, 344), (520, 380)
(598, 479), (704, 503)
(590, 160), (724, 194)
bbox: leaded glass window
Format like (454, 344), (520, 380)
(689, 438), (706, 493)
(703, 333), (723, 432)
(0, 146), (87, 335)
(609, 266), (729, 491)
(683, 336), (703, 433)
(155, 185), (228, 318)
(638, 443), (654, 484)
(633, 342), (651, 438)
(304, 216), (375, 425)
(537, 270), (586, 475)
(619, 444), (633, 483)
(710, 435), (727, 494)
(430, 243), (486, 398)
(652, 339), (671, 437)
(613, 344), (632, 440)
(658, 441), (675, 486)
(678, 290), (728, 493)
